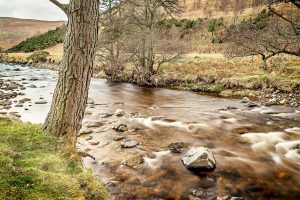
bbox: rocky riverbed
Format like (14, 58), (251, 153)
(1, 63), (300, 199)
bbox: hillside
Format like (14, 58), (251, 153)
(180, 0), (268, 20)
(7, 26), (65, 53)
(0, 17), (65, 50)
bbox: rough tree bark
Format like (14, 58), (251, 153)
(43, 0), (99, 146)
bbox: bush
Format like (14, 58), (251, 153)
(208, 19), (218, 34)
(27, 51), (50, 63)
(229, 9), (269, 30)
(211, 36), (222, 44)
(157, 18), (201, 37)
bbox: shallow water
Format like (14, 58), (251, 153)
(1, 64), (300, 199)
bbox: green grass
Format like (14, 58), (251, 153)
(7, 27), (66, 53)
(182, 83), (225, 93)
(0, 117), (107, 200)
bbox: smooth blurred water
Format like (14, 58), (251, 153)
(1, 64), (300, 199)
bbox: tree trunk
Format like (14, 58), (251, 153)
(43, 0), (99, 146)
(261, 55), (268, 71)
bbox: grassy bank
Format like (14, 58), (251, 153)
(0, 116), (107, 200)
(163, 55), (300, 95)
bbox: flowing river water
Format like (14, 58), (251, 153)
(1, 64), (300, 199)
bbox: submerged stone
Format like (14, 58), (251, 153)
(85, 121), (104, 128)
(99, 113), (113, 118)
(182, 147), (216, 170)
(113, 135), (125, 141)
(89, 141), (100, 146)
(78, 128), (93, 136)
(168, 142), (188, 153)
(121, 139), (139, 148)
(245, 101), (258, 108)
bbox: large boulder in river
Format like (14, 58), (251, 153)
(181, 147), (216, 170)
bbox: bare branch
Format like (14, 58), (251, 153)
(50, 0), (68, 14)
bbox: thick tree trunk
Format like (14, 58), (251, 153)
(43, 0), (99, 146)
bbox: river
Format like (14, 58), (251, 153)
(1, 63), (300, 199)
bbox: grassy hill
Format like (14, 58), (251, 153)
(0, 17), (65, 51)
(7, 26), (66, 53)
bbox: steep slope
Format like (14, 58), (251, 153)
(0, 17), (65, 50)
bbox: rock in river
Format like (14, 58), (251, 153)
(168, 142), (188, 153)
(19, 98), (31, 103)
(35, 100), (48, 104)
(245, 101), (258, 108)
(113, 135), (125, 141)
(112, 123), (128, 132)
(125, 155), (144, 167)
(78, 128), (93, 136)
(0, 100), (12, 106)
(182, 147), (216, 170)
(30, 77), (38, 81)
(121, 139), (139, 148)
(29, 84), (37, 88)
(89, 141), (100, 146)
(99, 113), (113, 118)
(87, 98), (95, 104)
(115, 109), (126, 117)
(85, 121), (104, 128)
(241, 97), (250, 104)
(6, 82), (18, 90)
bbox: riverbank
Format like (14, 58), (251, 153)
(0, 115), (107, 199)
(1, 52), (299, 107)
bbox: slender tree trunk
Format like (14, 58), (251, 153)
(261, 55), (268, 71)
(43, 0), (99, 146)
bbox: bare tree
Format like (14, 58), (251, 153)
(97, 0), (130, 81)
(125, 0), (183, 81)
(43, 0), (100, 146)
(225, 2), (300, 69)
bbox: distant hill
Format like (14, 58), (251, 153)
(7, 26), (66, 53)
(0, 17), (65, 50)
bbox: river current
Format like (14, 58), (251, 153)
(1, 64), (300, 199)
